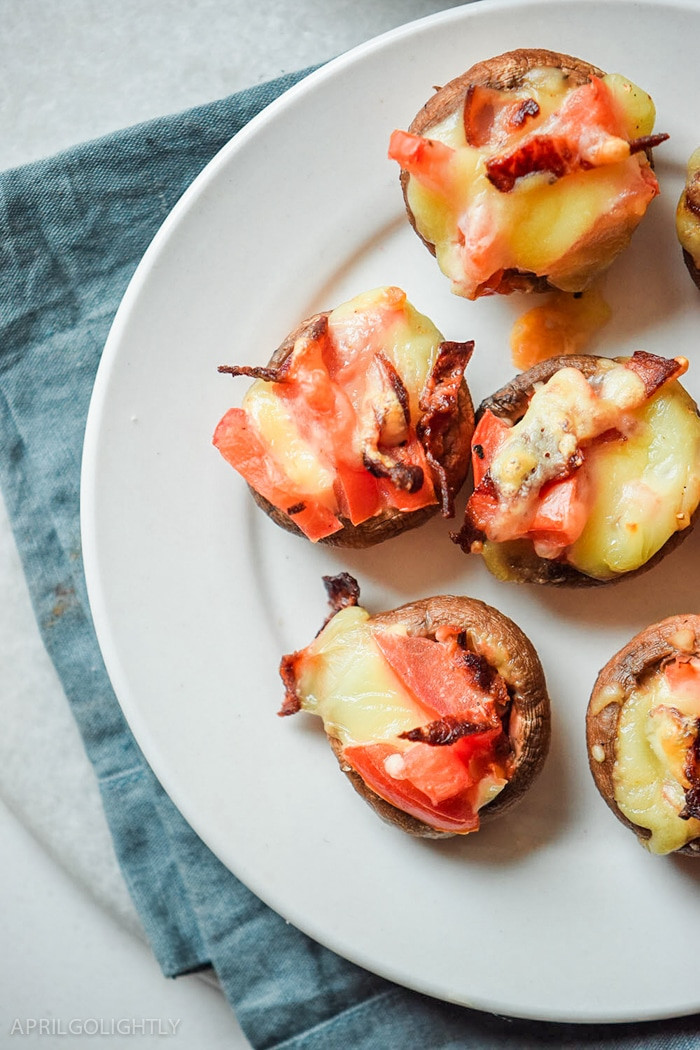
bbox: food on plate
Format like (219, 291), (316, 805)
(279, 573), (550, 838)
(388, 48), (668, 301)
(676, 147), (700, 290)
(509, 287), (611, 370)
(587, 615), (700, 856)
(452, 351), (700, 585)
(213, 287), (475, 548)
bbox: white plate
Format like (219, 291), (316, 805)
(81, 0), (700, 1024)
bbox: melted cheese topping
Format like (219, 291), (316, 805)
(487, 360), (646, 536)
(568, 380), (700, 578)
(294, 607), (424, 748)
(405, 71), (658, 298)
(241, 287), (443, 500)
(614, 669), (700, 854)
(484, 361), (700, 578)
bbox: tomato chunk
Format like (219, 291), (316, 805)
(343, 741), (480, 832)
(373, 628), (501, 722)
(388, 129), (457, 197)
(213, 408), (342, 541)
(471, 410), (511, 487)
(528, 471), (590, 547)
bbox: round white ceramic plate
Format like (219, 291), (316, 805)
(82, 0), (700, 1024)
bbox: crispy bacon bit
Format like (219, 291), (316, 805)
(399, 715), (491, 746)
(278, 654), (302, 716)
(322, 572), (360, 613)
(460, 648), (500, 695)
(680, 725), (700, 820)
(486, 134), (579, 192)
(628, 132), (669, 155)
(463, 84), (540, 148)
(510, 97), (540, 127)
(360, 353), (421, 490)
(218, 360), (292, 383)
(463, 84), (505, 148)
(625, 351), (688, 398)
(361, 451), (423, 492)
(417, 340), (475, 516)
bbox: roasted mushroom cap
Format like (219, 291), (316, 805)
(229, 310), (475, 549)
(677, 147), (700, 291)
(397, 49), (663, 298)
(284, 578), (551, 839)
(462, 354), (699, 586)
(349, 594), (550, 837)
(586, 615), (700, 857)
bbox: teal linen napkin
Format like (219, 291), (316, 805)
(1, 67), (699, 1049)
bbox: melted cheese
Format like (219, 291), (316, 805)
(242, 287), (444, 499)
(405, 71), (658, 298)
(294, 607), (425, 748)
(487, 360), (645, 534)
(243, 382), (336, 502)
(568, 381), (700, 578)
(613, 670), (700, 854)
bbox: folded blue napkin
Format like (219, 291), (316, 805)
(2, 66), (699, 1049)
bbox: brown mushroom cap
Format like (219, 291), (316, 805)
(586, 614), (700, 857)
(472, 354), (699, 586)
(682, 248), (700, 292)
(246, 310), (474, 549)
(397, 49), (659, 297)
(329, 594), (551, 838)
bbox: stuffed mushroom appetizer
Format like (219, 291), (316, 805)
(676, 147), (700, 290)
(279, 574), (550, 838)
(587, 615), (700, 856)
(213, 287), (475, 548)
(388, 48), (668, 300)
(452, 351), (700, 585)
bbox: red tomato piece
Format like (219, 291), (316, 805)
(388, 129), (457, 197)
(343, 741), (480, 833)
(527, 470), (590, 547)
(212, 408), (342, 541)
(470, 410), (511, 487)
(334, 463), (382, 526)
(372, 629), (496, 722)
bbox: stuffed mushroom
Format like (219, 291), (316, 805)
(388, 48), (668, 300)
(452, 352), (700, 585)
(279, 574), (550, 838)
(213, 287), (475, 548)
(587, 615), (700, 856)
(676, 147), (700, 290)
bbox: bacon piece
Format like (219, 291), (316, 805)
(463, 84), (540, 148)
(680, 725), (700, 820)
(279, 654), (302, 716)
(417, 340), (475, 515)
(628, 132), (669, 155)
(217, 359), (293, 383)
(486, 134), (582, 192)
(322, 572), (360, 613)
(483, 77), (668, 193)
(625, 350), (688, 398)
(399, 715), (493, 746)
